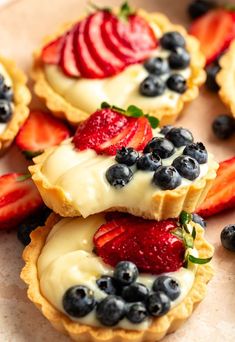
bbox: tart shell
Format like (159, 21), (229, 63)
(32, 10), (206, 127)
(21, 213), (214, 342)
(0, 56), (31, 155)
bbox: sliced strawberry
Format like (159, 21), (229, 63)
(94, 215), (185, 274)
(60, 27), (80, 77)
(41, 35), (65, 64)
(0, 173), (43, 230)
(189, 9), (235, 64)
(197, 156), (235, 217)
(128, 116), (153, 151)
(16, 110), (70, 157)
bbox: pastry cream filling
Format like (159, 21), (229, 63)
(44, 47), (191, 114)
(39, 135), (210, 218)
(0, 63), (12, 135)
(38, 214), (197, 330)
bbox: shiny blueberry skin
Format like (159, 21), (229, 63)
(0, 84), (13, 101)
(115, 147), (139, 166)
(146, 292), (171, 317)
(212, 114), (235, 139)
(144, 137), (175, 159)
(183, 142), (208, 164)
(192, 213), (207, 228)
(96, 295), (126, 326)
(153, 166), (181, 190)
(221, 225), (235, 252)
(114, 261), (139, 286)
(0, 99), (12, 123)
(139, 75), (166, 97)
(126, 302), (148, 323)
(63, 285), (96, 318)
(122, 283), (149, 303)
(166, 74), (187, 94)
(160, 125), (173, 136)
(168, 47), (190, 70)
(152, 276), (181, 301)
(165, 127), (194, 147)
(160, 31), (186, 50)
(144, 57), (169, 75)
(106, 164), (133, 188)
(96, 276), (117, 295)
(188, 0), (216, 20)
(172, 155), (200, 180)
(136, 153), (162, 171)
(206, 64), (220, 92)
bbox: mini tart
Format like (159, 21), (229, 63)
(0, 56), (31, 155)
(32, 9), (205, 126)
(21, 213), (214, 342)
(217, 40), (235, 117)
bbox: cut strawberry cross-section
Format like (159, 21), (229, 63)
(41, 35), (65, 64)
(60, 27), (80, 77)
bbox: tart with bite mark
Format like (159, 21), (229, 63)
(29, 105), (218, 220)
(0, 55), (31, 155)
(21, 211), (214, 342)
(32, 3), (205, 126)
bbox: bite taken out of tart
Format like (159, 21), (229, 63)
(0, 55), (31, 155)
(21, 211), (214, 342)
(29, 104), (219, 221)
(32, 2), (205, 126)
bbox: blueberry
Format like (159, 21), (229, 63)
(106, 164), (133, 188)
(114, 261), (139, 286)
(122, 283), (149, 303)
(166, 74), (187, 94)
(63, 285), (96, 318)
(221, 225), (235, 252)
(136, 153), (161, 171)
(126, 302), (148, 324)
(183, 142), (208, 164)
(0, 99), (12, 123)
(152, 276), (181, 301)
(144, 137), (175, 159)
(153, 166), (181, 190)
(212, 114), (235, 139)
(160, 125), (173, 136)
(205, 64), (220, 92)
(188, 0), (216, 20)
(160, 31), (186, 51)
(146, 292), (171, 317)
(115, 147), (139, 166)
(144, 57), (169, 75)
(96, 295), (126, 326)
(165, 127), (194, 147)
(96, 276), (117, 295)
(0, 84), (13, 101)
(139, 75), (166, 97)
(172, 155), (200, 180)
(192, 213), (207, 228)
(168, 47), (190, 70)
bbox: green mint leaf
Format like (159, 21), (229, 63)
(146, 115), (159, 129)
(179, 211), (191, 225)
(126, 105), (143, 117)
(101, 102), (111, 109)
(192, 226), (196, 240)
(16, 174), (31, 182)
(188, 255), (212, 265)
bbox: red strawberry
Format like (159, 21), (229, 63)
(128, 116), (153, 151)
(197, 156), (235, 217)
(94, 215), (185, 274)
(189, 9), (235, 64)
(60, 27), (80, 77)
(16, 110), (70, 158)
(41, 35), (65, 64)
(0, 173), (43, 230)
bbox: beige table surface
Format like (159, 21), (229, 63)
(0, 0), (235, 341)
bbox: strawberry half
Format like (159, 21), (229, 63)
(60, 27), (80, 77)
(189, 9), (235, 65)
(0, 173), (43, 230)
(41, 36), (65, 64)
(197, 156), (235, 217)
(16, 110), (70, 158)
(94, 215), (185, 274)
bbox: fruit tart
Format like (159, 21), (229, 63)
(21, 211), (214, 342)
(0, 55), (31, 155)
(29, 104), (218, 220)
(32, 3), (205, 126)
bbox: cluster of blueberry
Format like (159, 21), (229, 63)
(139, 31), (190, 97)
(62, 261), (181, 326)
(0, 74), (13, 123)
(106, 126), (208, 190)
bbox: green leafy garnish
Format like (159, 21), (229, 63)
(126, 105), (143, 118)
(188, 255), (212, 265)
(179, 210), (192, 225)
(16, 174), (31, 182)
(88, 2), (111, 13)
(118, 2), (134, 21)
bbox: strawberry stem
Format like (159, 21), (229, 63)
(118, 2), (134, 21)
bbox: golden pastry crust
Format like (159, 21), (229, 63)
(29, 146), (218, 221)
(21, 213), (214, 342)
(0, 56), (31, 155)
(32, 10), (206, 126)
(217, 41), (235, 117)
